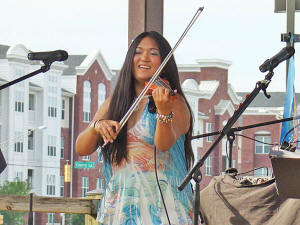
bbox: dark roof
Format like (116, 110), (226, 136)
(62, 55), (87, 75)
(0, 45), (9, 59)
(237, 92), (300, 107)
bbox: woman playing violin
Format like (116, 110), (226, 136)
(75, 31), (194, 225)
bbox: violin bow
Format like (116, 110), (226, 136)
(102, 6), (204, 147)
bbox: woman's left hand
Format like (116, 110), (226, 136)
(152, 87), (177, 114)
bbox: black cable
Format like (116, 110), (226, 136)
(280, 122), (299, 150)
(232, 134), (275, 176)
(235, 134), (275, 146)
(237, 166), (271, 176)
(282, 123), (300, 143)
(154, 146), (171, 225)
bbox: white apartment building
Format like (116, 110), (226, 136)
(0, 44), (68, 197)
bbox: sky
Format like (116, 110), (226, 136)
(1, 0), (300, 93)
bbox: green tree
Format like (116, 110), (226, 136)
(71, 214), (85, 225)
(65, 213), (85, 225)
(0, 179), (31, 225)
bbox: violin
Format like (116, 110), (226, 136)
(145, 76), (175, 96)
(145, 76), (176, 114)
(101, 7), (204, 148)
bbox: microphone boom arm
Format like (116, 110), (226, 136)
(0, 63), (51, 91)
(178, 70), (275, 191)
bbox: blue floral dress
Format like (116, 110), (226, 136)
(96, 102), (193, 225)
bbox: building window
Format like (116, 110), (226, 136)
(205, 156), (212, 176)
(47, 74), (58, 83)
(28, 130), (34, 150)
(48, 86), (57, 94)
(98, 83), (106, 108)
(15, 171), (23, 181)
(48, 96), (57, 117)
(48, 136), (57, 156)
(60, 176), (64, 197)
(197, 119), (204, 148)
(47, 213), (55, 223)
(14, 132), (24, 152)
(254, 167), (271, 177)
(15, 91), (24, 112)
(81, 177), (89, 197)
(15, 68), (25, 84)
(61, 99), (65, 120)
(47, 175), (55, 195)
(29, 94), (35, 110)
(14, 142), (24, 152)
(60, 136), (64, 159)
(255, 135), (271, 154)
(206, 123), (212, 142)
(97, 178), (104, 190)
(83, 81), (91, 122)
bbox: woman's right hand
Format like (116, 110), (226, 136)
(93, 119), (120, 144)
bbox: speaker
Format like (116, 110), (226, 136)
(0, 149), (7, 174)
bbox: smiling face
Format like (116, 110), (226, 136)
(132, 37), (162, 89)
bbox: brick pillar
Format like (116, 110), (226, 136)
(128, 0), (164, 46)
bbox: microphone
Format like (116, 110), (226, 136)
(259, 46), (295, 72)
(27, 50), (68, 63)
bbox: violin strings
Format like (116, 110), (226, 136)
(154, 78), (172, 90)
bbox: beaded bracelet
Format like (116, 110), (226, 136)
(156, 111), (174, 124)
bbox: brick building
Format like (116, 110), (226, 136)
(237, 92), (300, 177)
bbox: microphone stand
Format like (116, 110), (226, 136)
(0, 60), (51, 224)
(227, 131), (235, 168)
(192, 115), (300, 169)
(179, 70), (275, 225)
(0, 62), (51, 91)
(192, 116), (300, 140)
(28, 193), (33, 225)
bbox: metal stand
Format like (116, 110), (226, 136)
(227, 131), (235, 168)
(0, 63), (51, 91)
(193, 170), (204, 224)
(178, 70), (276, 225)
(0, 62), (52, 224)
(192, 115), (300, 170)
(28, 193), (33, 225)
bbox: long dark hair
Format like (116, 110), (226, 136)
(101, 31), (194, 170)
